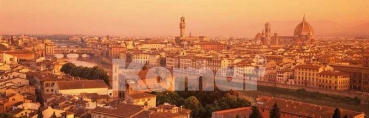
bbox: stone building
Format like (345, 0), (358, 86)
(255, 15), (316, 46)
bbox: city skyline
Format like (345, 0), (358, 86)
(1, 1), (369, 118)
(1, 0), (369, 37)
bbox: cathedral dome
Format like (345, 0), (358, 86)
(294, 16), (314, 36)
(255, 33), (262, 40)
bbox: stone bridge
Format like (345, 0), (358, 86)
(54, 46), (101, 58)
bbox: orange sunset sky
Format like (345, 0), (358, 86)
(0, 0), (368, 37)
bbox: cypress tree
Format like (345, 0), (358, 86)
(249, 106), (263, 118)
(269, 103), (280, 118)
(332, 108), (340, 118)
(37, 107), (43, 118)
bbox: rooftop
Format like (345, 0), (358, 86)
(257, 97), (364, 118)
(56, 80), (108, 90)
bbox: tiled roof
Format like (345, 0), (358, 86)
(294, 64), (321, 70)
(213, 107), (251, 114)
(257, 97), (364, 118)
(319, 71), (349, 76)
(56, 80), (108, 90)
(132, 110), (153, 118)
(91, 103), (144, 117)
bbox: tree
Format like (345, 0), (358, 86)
(249, 106), (263, 118)
(36, 89), (44, 107)
(60, 63), (110, 85)
(203, 104), (221, 118)
(184, 96), (203, 117)
(60, 63), (76, 74)
(153, 90), (251, 118)
(332, 108), (340, 118)
(51, 111), (57, 118)
(270, 103), (280, 118)
(0, 113), (12, 118)
(37, 107), (43, 118)
(155, 91), (183, 106)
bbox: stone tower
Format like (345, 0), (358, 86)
(265, 22), (271, 38)
(180, 16), (186, 37)
(264, 22), (272, 45)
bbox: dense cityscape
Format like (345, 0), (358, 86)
(1, 1), (369, 118)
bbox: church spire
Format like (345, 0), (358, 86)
(303, 14), (306, 21)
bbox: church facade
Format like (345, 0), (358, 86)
(255, 16), (316, 46)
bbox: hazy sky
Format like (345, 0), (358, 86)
(0, 0), (368, 37)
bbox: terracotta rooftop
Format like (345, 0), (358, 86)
(294, 64), (321, 70)
(257, 97), (364, 118)
(132, 110), (153, 118)
(212, 107), (252, 118)
(91, 103), (144, 117)
(319, 71), (349, 76)
(56, 80), (108, 90)
(213, 107), (251, 114)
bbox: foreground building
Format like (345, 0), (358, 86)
(54, 80), (109, 95)
(318, 71), (350, 90)
(126, 92), (157, 109)
(212, 107), (252, 118)
(331, 64), (369, 92)
(256, 97), (365, 118)
(91, 103), (191, 118)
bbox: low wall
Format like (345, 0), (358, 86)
(256, 81), (364, 98)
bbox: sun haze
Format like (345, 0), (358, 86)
(0, 0), (368, 37)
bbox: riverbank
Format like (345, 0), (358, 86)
(239, 85), (369, 115)
(77, 57), (112, 70)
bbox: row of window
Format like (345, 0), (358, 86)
(133, 98), (151, 103)
(44, 82), (55, 87)
(318, 85), (349, 90)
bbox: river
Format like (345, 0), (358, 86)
(54, 54), (97, 67)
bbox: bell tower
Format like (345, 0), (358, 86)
(265, 22), (271, 38)
(180, 16), (186, 37)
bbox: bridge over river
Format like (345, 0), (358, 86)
(54, 45), (101, 58)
